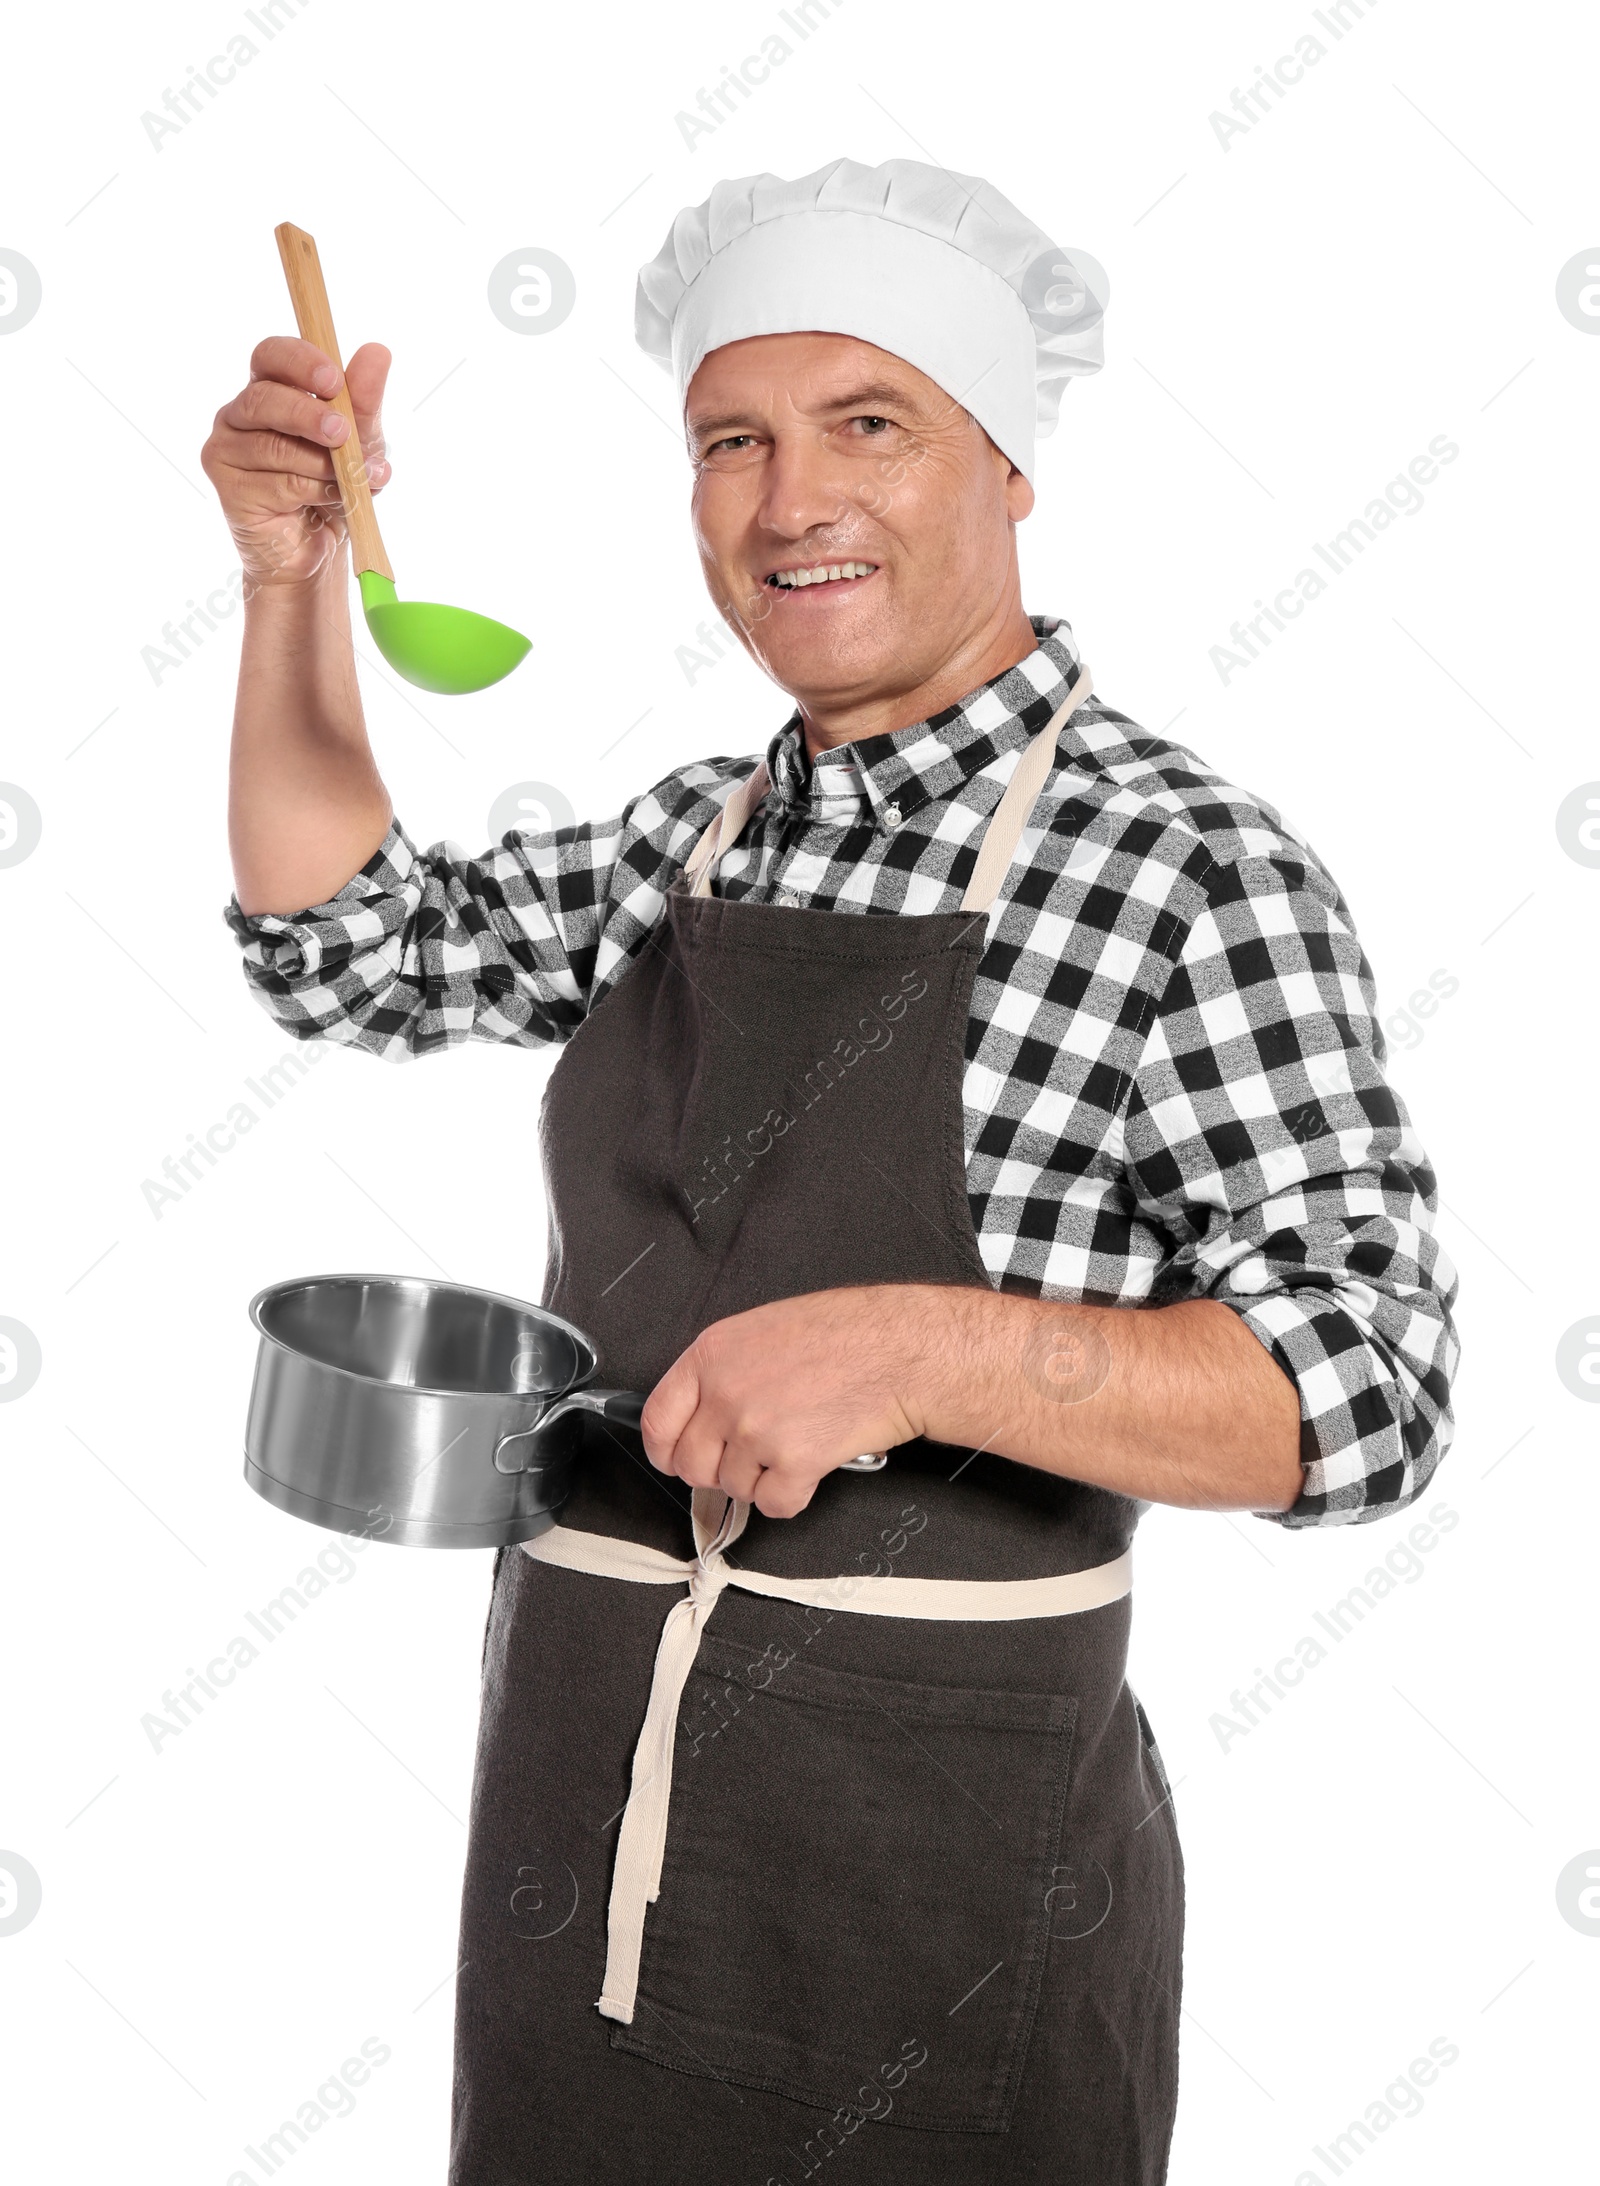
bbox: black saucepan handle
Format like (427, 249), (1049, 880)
(493, 1386), (646, 1473)
(494, 1388), (883, 1475)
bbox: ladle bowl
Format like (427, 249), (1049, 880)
(277, 223), (531, 698)
(357, 573), (531, 696)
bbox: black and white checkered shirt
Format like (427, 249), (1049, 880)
(226, 614), (1458, 1528)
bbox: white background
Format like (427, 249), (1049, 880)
(1, 0), (1595, 2179)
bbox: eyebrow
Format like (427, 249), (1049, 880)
(687, 379), (927, 443)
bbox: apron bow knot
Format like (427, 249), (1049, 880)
(594, 1488), (751, 2023)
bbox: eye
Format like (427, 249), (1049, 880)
(691, 433), (757, 466)
(855, 415), (893, 435)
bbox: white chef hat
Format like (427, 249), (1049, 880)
(634, 157), (1106, 483)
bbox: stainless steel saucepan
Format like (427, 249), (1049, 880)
(244, 1270), (890, 1551)
(244, 1273), (644, 1549)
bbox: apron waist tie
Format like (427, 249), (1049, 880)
(521, 1488), (1133, 2025)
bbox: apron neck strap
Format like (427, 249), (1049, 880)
(958, 666), (1095, 914)
(683, 665), (1095, 909)
(685, 762), (772, 900)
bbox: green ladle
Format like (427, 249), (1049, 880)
(276, 223), (530, 696)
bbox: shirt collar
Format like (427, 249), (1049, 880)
(763, 615), (1087, 828)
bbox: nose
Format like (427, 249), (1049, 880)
(757, 425), (856, 545)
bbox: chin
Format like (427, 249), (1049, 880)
(765, 616), (900, 686)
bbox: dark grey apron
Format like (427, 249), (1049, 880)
(450, 673), (1183, 2183)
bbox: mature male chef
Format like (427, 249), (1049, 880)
(205, 158), (1458, 2184)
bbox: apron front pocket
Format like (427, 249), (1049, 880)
(609, 1628), (1078, 2133)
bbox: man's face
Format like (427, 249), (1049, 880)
(684, 332), (1035, 718)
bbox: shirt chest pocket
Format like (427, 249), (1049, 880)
(608, 1633), (1078, 2134)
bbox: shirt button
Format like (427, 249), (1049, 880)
(774, 888), (801, 909)
(883, 802), (902, 829)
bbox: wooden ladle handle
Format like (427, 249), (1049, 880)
(273, 222), (393, 581)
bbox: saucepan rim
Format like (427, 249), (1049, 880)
(246, 1271), (598, 1402)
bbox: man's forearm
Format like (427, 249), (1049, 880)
(647, 1280), (1307, 1517)
(895, 1285), (1304, 1513)
(229, 552), (393, 919)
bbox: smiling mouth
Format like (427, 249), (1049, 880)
(763, 560), (879, 592)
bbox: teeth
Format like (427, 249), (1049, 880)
(770, 561), (875, 588)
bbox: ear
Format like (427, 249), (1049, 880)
(1004, 461), (1035, 524)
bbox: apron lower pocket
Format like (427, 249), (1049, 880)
(608, 1628), (1078, 2133)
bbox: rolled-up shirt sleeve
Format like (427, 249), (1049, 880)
(222, 762), (749, 1061)
(1122, 849), (1459, 1528)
